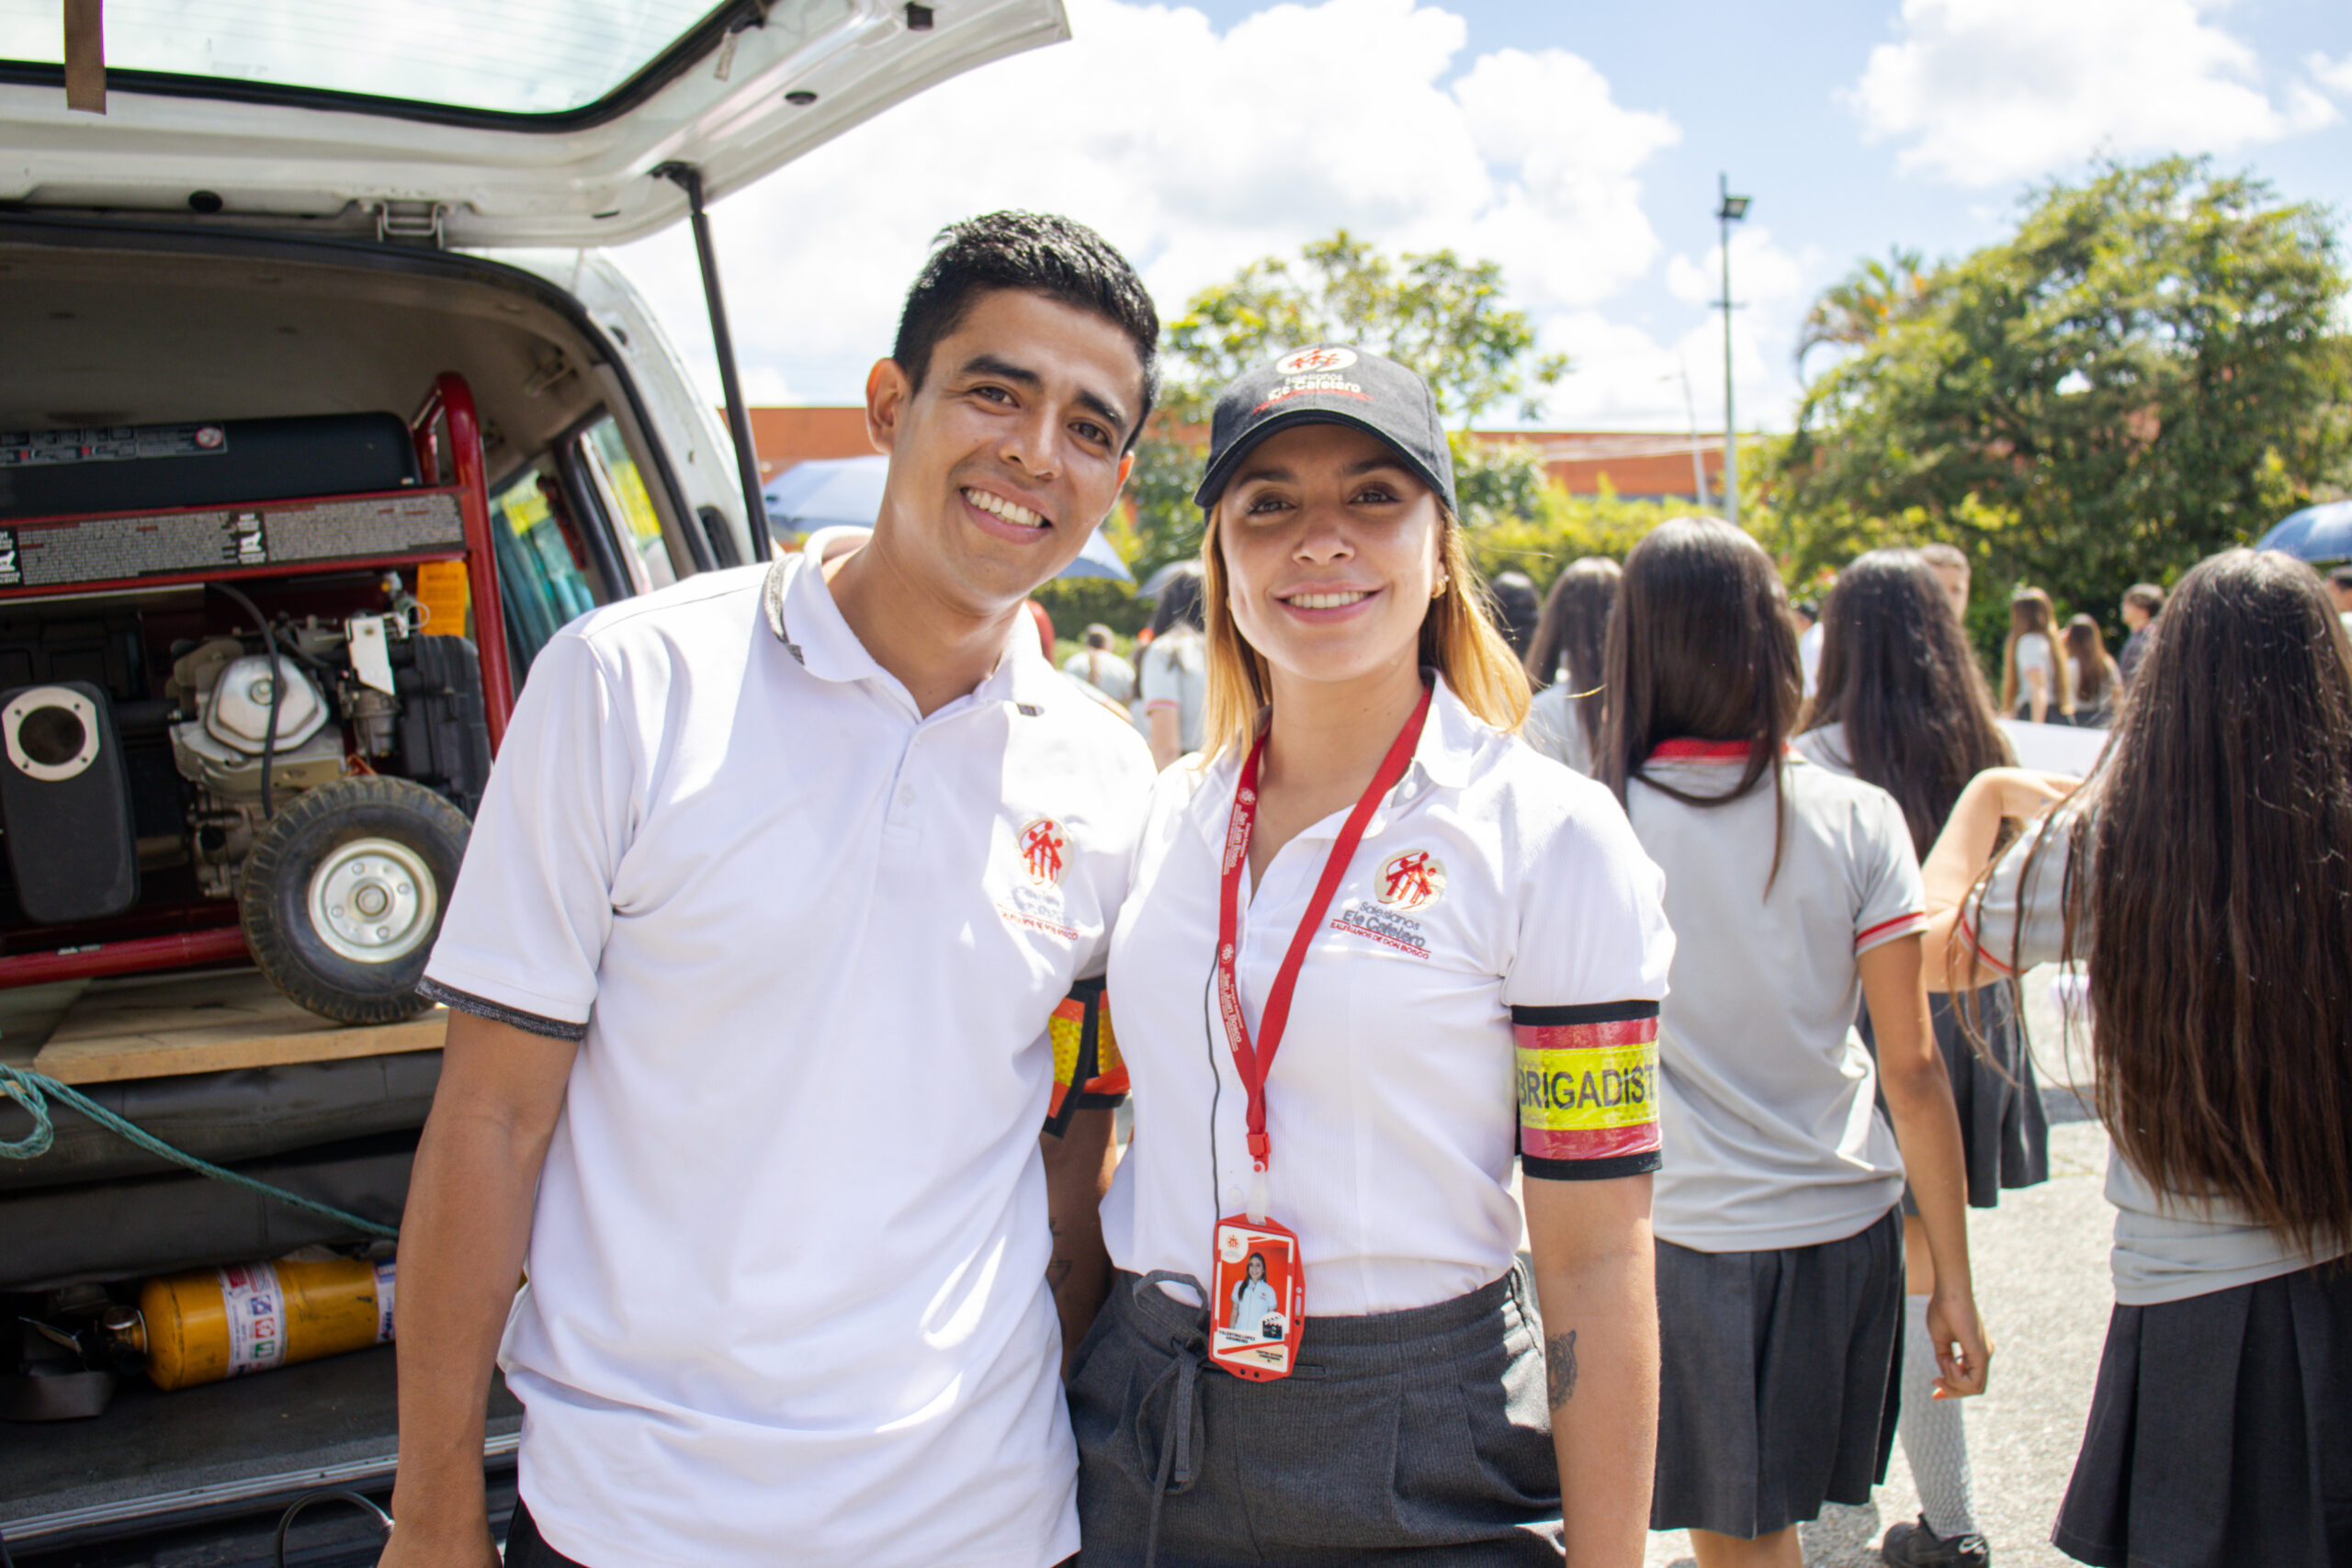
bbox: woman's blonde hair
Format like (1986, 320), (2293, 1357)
(1197, 492), (1530, 758)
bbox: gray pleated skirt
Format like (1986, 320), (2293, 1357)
(1863, 984), (2049, 1212)
(1651, 1206), (1905, 1539)
(2052, 1261), (2352, 1568)
(1069, 1265), (1565, 1566)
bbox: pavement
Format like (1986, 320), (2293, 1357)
(1642, 967), (2115, 1568)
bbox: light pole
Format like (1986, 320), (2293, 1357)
(1716, 174), (1750, 525)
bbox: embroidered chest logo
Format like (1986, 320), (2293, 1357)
(1274, 346), (1357, 375)
(1378, 849), (1445, 910)
(1000, 818), (1080, 941)
(1019, 817), (1069, 887)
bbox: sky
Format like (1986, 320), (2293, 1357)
(613, 0), (2352, 434)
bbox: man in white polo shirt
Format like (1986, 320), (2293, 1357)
(379, 212), (1159, 1568)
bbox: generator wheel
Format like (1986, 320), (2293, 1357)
(239, 776), (470, 1025)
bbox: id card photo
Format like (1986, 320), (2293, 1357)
(1210, 1221), (1299, 1377)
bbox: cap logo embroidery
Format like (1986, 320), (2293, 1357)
(1378, 849), (1445, 911)
(1274, 346), (1358, 376)
(1019, 817), (1069, 887)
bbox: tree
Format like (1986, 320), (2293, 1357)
(1779, 157), (2352, 616)
(1793, 248), (1926, 376)
(1124, 231), (1570, 576)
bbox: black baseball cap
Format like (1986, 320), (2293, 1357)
(1193, 344), (1456, 515)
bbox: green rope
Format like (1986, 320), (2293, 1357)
(0, 1064), (398, 1240)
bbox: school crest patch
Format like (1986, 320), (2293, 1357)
(1377, 848), (1444, 911)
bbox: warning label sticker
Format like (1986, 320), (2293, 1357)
(374, 1259), (397, 1345)
(0, 424), (230, 467)
(218, 1263), (287, 1377)
(3, 491), (464, 590)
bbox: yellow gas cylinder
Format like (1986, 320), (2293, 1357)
(130, 1257), (395, 1392)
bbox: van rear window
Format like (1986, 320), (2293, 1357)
(0, 0), (847, 122)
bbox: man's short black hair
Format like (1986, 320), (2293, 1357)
(2124, 581), (2166, 614)
(892, 211), (1160, 452)
(2329, 565), (2352, 590)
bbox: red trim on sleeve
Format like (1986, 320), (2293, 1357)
(1954, 908), (2017, 977)
(1854, 910), (1928, 951)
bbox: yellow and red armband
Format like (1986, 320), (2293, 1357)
(1513, 1000), (1663, 1180)
(1044, 976), (1126, 1138)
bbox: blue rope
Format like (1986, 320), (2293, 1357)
(0, 1064), (398, 1240)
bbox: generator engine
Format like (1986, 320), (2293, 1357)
(167, 615), (414, 897)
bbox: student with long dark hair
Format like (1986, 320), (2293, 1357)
(1796, 548), (2043, 1568)
(2062, 615), (2117, 727)
(1999, 588), (2070, 725)
(1925, 548), (2352, 1568)
(1602, 517), (1989, 1568)
(1521, 557), (1620, 775)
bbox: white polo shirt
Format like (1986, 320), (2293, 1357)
(420, 534), (1154, 1568)
(1964, 807), (2352, 1305)
(1102, 680), (1674, 1317)
(1626, 745), (1926, 1254)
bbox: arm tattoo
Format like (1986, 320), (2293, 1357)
(1544, 1330), (1578, 1410)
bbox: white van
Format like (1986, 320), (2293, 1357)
(0, 4), (1066, 1559)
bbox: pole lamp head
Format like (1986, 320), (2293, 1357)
(1718, 192), (1750, 223)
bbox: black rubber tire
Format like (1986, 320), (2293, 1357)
(237, 775), (470, 1026)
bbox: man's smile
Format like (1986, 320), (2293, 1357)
(964, 485), (1052, 531)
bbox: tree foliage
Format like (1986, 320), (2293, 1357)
(1794, 248), (1927, 377)
(1780, 157), (2352, 615)
(1123, 231), (1569, 577)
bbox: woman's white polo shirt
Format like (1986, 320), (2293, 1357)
(1101, 680), (1674, 1317)
(421, 538), (1153, 1568)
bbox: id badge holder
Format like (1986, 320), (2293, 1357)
(1207, 1213), (1305, 1382)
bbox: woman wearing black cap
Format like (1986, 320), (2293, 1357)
(1067, 346), (1675, 1565)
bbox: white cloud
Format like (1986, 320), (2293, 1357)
(1664, 227), (1807, 310)
(613, 0), (1683, 422)
(2309, 51), (2352, 97)
(1846, 0), (2335, 187)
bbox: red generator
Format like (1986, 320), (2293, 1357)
(0, 374), (512, 1022)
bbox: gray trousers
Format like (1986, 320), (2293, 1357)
(1069, 1267), (1565, 1567)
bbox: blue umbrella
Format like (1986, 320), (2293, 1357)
(762, 456), (888, 536)
(1060, 527), (1133, 583)
(2256, 501), (2352, 561)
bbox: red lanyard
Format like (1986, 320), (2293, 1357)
(1215, 682), (1432, 1175)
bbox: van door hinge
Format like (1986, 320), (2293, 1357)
(372, 201), (447, 248)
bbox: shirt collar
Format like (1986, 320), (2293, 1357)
(763, 529), (1070, 716)
(1411, 674), (1482, 791)
(1184, 672), (1489, 852)
(1645, 738), (1794, 763)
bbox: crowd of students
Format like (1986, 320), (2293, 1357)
(388, 211), (2346, 1568)
(1515, 529), (2349, 1568)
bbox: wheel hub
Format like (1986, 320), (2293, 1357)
(306, 838), (437, 965)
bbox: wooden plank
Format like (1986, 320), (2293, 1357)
(30, 971), (445, 1085)
(63, 0), (106, 114)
